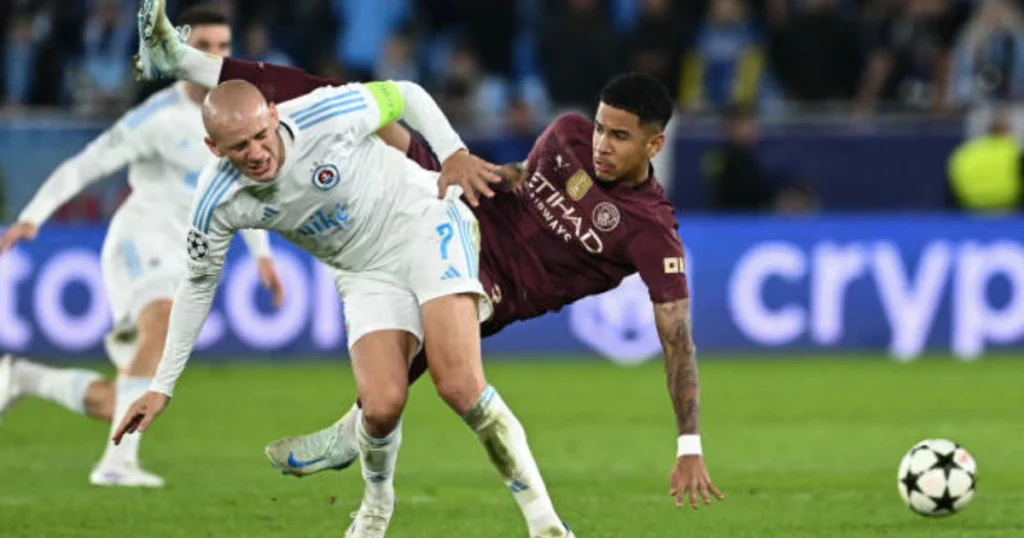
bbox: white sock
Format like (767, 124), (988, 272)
(178, 46), (222, 89)
(339, 402), (360, 453)
(464, 385), (564, 536)
(98, 376), (152, 468)
(356, 410), (401, 508)
(11, 359), (101, 415)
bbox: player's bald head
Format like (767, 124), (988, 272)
(202, 80), (269, 137)
(202, 80), (283, 182)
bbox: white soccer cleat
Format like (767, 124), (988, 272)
(344, 501), (394, 538)
(134, 0), (189, 80)
(264, 410), (359, 477)
(89, 463), (165, 488)
(0, 355), (22, 424)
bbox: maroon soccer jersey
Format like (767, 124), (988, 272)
(474, 113), (689, 330)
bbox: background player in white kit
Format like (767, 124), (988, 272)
(113, 4), (575, 536)
(0, 6), (283, 488)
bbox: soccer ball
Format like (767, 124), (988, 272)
(897, 439), (976, 516)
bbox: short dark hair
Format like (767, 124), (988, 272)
(599, 73), (674, 130)
(178, 4), (231, 27)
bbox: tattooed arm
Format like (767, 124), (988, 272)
(494, 161), (529, 192)
(653, 298), (699, 436)
(654, 298), (723, 509)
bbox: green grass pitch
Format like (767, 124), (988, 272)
(1, 356), (1023, 537)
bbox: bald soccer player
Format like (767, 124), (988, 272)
(123, 9), (577, 537)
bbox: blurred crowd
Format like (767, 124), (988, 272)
(5, 0), (1024, 220)
(4, 0), (1024, 129)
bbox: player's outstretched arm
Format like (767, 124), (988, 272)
(2, 117), (152, 253)
(653, 298), (725, 509)
(114, 168), (237, 443)
(112, 271), (222, 443)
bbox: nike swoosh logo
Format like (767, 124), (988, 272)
(287, 452), (326, 468)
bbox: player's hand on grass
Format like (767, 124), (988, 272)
(0, 221), (38, 254)
(257, 257), (285, 309)
(669, 455), (724, 509)
(438, 149), (503, 207)
(112, 391), (170, 445)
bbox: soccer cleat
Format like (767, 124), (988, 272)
(89, 463), (165, 488)
(0, 355), (22, 424)
(134, 0), (189, 80)
(344, 501), (394, 538)
(264, 411), (359, 477)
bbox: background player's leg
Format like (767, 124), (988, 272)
(347, 329), (417, 537)
(421, 294), (569, 538)
(92, 299), (171, 487)
(0, 355), (108, 421)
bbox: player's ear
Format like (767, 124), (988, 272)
(647, 132), (666, 160)
(204, 136), (223, 157)
(269, 102), (279, 125)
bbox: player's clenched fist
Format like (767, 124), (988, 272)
(113, 391), (170, 445)
(0, 221), (38, 254)
(669, 455), (724, 509)
(437, 149), (503, 207)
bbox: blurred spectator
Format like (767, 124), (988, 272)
(375, 30), (419, 83)
(0, 167), (6, 221)
(680, 0), (766, 112)
(436, 45), (485, 131)
(539, 0), (616, 111)
(950, 0), (1024, 139)
(701, 105), (777, 211)
(4, 13), (38, 107)
(625, 0), (689, 97)
(72, 0), (135, 114)
(332, 0), (409, 81)
(768, 0), (863, 103)
(947, 111), (1023, 212)
(241, 21), (294, 67)
(774, 181), (820, 214)
(457, 0), (517, 78)
(857, 0), (969, 114)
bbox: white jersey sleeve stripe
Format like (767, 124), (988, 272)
(124, 91), (178, 129)
(297, 101), (369, 131)
(192, 161), (234, 230)
(197, 169), (240, 233)
(289, 89), (362, 122)
(291, 94), (364, 124)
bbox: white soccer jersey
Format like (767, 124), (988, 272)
(152, 80), (473, 396)
(18, 82), (271, 258)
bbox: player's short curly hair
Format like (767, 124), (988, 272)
(599, 73), (673, 131)
(178, 4), (231, 27)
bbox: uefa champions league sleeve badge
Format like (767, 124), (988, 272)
(187, 229), (210, 261)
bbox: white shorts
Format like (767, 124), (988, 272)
(335, 199), (493, 352)
(100, 214), (185, 330)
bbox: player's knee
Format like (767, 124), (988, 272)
(434, 376), (486, 416)
(84, 378), (115, 421)
(360, 389), (407, 436)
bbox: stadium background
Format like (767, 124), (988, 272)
(1, 1), (1024, 537)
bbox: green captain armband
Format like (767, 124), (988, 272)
(365, 82), (404, 128)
